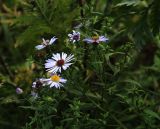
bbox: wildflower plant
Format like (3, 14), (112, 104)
(1, 0), (160, 129)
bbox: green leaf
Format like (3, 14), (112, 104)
(119, 79), (142, 87)
(144, 109), (160, 120)
(19, 106), (37, 110)
(116, 0), (141, 7)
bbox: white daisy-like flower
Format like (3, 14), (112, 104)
(45, 52), (74, 73)
(83, 35), (109, 44)
(44, 74), (67, 88)
(68, 30), (80, 43)
(32, 78), (46, 89)
(35, 36), (57, 50)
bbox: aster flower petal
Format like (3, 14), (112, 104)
(32, 82), (36, 88)
(60, 78), (67, 83)
(46, 80), (52, 85)
(57, 83), (63, 88)
(49, 37), (57, 45)
(65, 54), (74, 62)
(99, 36), (109, 42)
(56, 53), (61, 60)
(46, 59), (54, 63)
(51, 55), (58, 61)
(48, 66), (59, 73)
(62, 63), (73, 70)
(62, 65), (68, 70)
(52, 53), (60, 61)
(68, 34), (72, 37)
(35, 45), (45, 50)
(62, 52), (67, 60)
(45, 61), (56, 68)
(50, 82), (57, 88)
(83, 38), (94, 43)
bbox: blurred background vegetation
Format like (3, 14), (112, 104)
(0, 0), (160, 129)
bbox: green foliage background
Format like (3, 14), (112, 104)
(0, 0), (160, 129)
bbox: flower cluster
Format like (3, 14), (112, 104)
(28, 30), (108, 98)
(68, 30), (109, 44)
(31, 52), (74, 98)
(43, 52), (74, 88)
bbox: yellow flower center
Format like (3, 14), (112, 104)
(92, 36), (99, 40)
(51, 75), (60, 82)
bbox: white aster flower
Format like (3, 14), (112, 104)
(45, 52), (74, 73)
(83, 35), (109, 44)
(35, 36), (57, 50)
(44, 74), (67, 88)
(68, 30), (80, 43)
